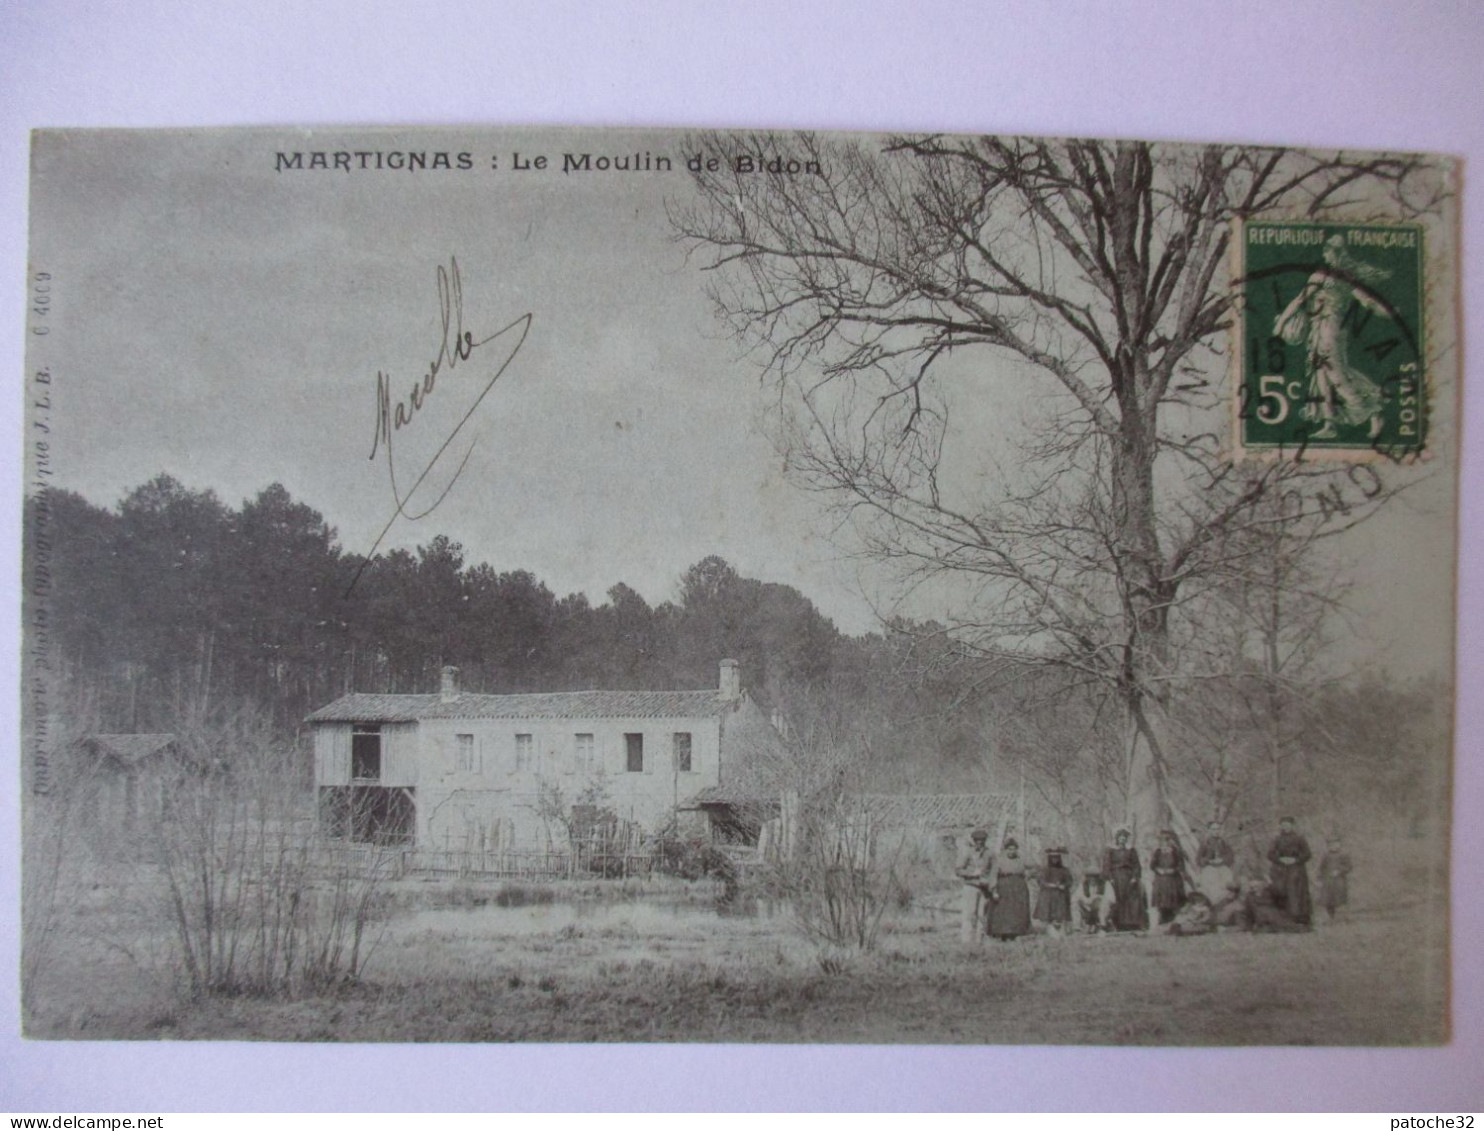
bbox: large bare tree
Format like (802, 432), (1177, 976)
(672, 132), (1445, 839)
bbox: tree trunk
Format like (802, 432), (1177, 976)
(1265, 562), (1287, 819)
(1122, 693), (1168, 845)
(1113, 409), (1172, 846)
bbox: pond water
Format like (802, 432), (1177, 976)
(391, 895), (792, 938)
(389, 892), (951, 939)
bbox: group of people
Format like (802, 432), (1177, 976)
(955, 817), (1354, 942)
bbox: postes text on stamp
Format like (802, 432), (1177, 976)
(1239, 221), (1424, 458)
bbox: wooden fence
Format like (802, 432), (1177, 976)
(406, 847), (657, 879)
(315, 841), (659, 880)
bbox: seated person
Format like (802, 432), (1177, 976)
(1077, 871), (1116, 933)
(1165, 891), (1216, 936)
(1245, 881), (1308, 933)
(1213, 881), (1250, 929)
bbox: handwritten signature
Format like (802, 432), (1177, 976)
(348, 257), (532, 593)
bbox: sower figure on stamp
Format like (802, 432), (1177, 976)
(1273, 234), (1391, 441)
(1195, 820), (1235, 903)
(1318, 836), (1353, 924)
(955, 828), (994, 943)
(1267, 816), (1314, 928)
(1149, 829), (1187, 926)
(1033, 847), (1074, 937)
(1102, 828), (1146, 932)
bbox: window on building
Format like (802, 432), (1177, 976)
(673, 732), (693, 773)
(515, 732), (534, 771)
(625, 732), (644, 773)
(351, 724), (382, 781)
(574, 732), (594, 773)
(457, 733), (475, 772)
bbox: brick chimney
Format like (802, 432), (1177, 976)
(440, 665), (460, 703)
(719, 658), (740, 701)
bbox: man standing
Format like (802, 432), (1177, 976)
(955, 828), (993, 943)
(1267, 816), (1314, 928)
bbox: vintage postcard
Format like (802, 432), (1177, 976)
(19, 127), (1459, 1044)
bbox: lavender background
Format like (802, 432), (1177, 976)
(1, 0), (1481, 1112)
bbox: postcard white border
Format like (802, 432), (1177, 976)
(2, 0), (1481, 1113)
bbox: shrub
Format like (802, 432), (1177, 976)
(152, 711), (393, 998)
(772, 795), (905, 952)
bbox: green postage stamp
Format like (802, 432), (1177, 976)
(1239, 221), (1425, 457)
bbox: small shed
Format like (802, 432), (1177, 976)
(685, 782), (780, 846)
(75, 733), (182, 832)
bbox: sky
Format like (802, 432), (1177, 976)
(27, 126), (881, 629)
(24, 125), (1459, 680)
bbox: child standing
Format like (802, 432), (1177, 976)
(1318, 836), (1353, 923)
(1034, 847), (1074, 936)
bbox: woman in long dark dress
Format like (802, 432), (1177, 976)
(1033, 848), (1074, 935)
(1101, 828), (1146, 931)
(986, 838), (1032, 939)
(1267, 816), (1314, 927)
(1149, 829), (1187, 925)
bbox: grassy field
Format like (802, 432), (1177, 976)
(24, 869), (1447, 1045)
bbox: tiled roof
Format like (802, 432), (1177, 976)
(687, 782), (779, 807)
(305, 689), (729, 724)
(84, 733), (178, 765)
(685, 790), (1018, 826)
